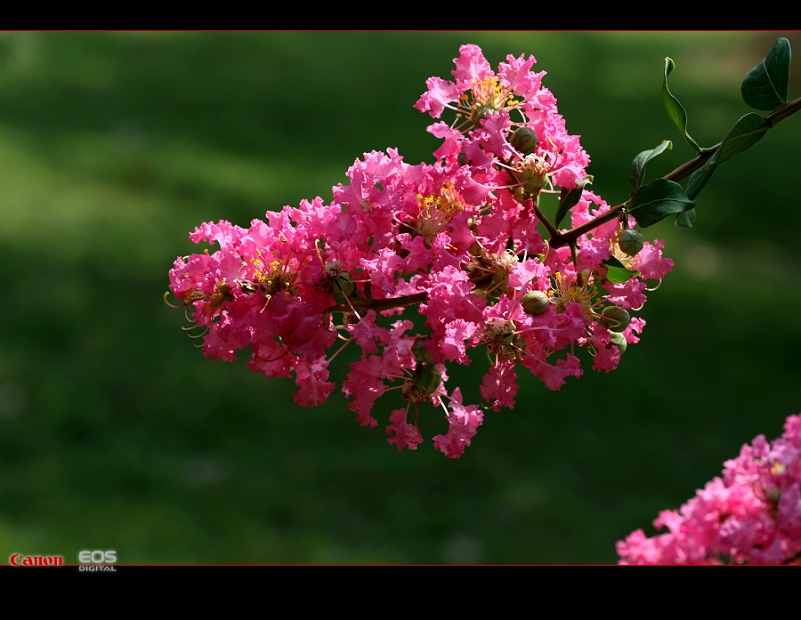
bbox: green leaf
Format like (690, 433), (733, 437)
(685, 165), (715, 201)
(554, 175), (593, 228)
(742, 37), (791, 111)
(685, 113), (766, 201)
(715, 112), (767, 165)
(627, 178), (696, 228)
(630, 140), (672, 190)
(603, 257), (639, 284)
(663, 57), (702, 152)
(674, 207), (696, 228)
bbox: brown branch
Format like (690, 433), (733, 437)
(529, 198), (560, 239)
(764, 95), (801, 128)
(331, 291), (429, 314)
(550, 96), (801, 249)
(330, 98), (801, 308)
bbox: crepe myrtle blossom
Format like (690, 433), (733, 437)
(166, 44), (672, 458)
(617, 414), (801, 565)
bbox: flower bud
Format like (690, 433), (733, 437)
(522, 290), (550, 316)
(617, 229), (644, 256)
(609, 331), (627, 355)
(511, 127), (538, 154)
(601, 306), (631, 331)
(511, 153), (550, 196)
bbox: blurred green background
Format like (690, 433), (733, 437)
(1, 31), (800, 564)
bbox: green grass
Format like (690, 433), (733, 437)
(0, 31), (800, 564)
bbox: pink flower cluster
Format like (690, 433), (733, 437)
(617, 413), (801, 565)
(167, 44), (673, 458)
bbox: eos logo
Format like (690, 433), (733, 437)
(79, 550), (117, 563)
(78, 550), (117, 571)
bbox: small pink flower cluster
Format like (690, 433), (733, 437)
(617, 414), (801, 565)
(167, 45), (673, 458)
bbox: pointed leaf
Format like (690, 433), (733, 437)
(674, 208), (696, 228)
(742, 37), (791, 111)
(715, 112), (767, 164)
(603, 257), (639, 284)
(663, 57), (702, 152)
(630, 140), (673, 190)
(555, 175), (593, 228)
(627, 178), (696, 228)
(684, 113), (765, 201)
(685, 165), (716, 201)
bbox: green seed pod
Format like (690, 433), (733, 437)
(609, 331), (628, 355)
(491, 268), (509, 287)
(617, 229), (644, 256)
(511, 127), (538, 154)
(417, 364), (442, 396)
(523, 173), (547, 194)
(471, 105), (495, 128)
(500, 332), (516, 347)
(333, 272), (355, 298)
(512, 186), (529, 203)
(522, 290), (550, 316)
(403, 363), (442, 402)
(601, 306), (631, 331)
(412, 338), (432, 364)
